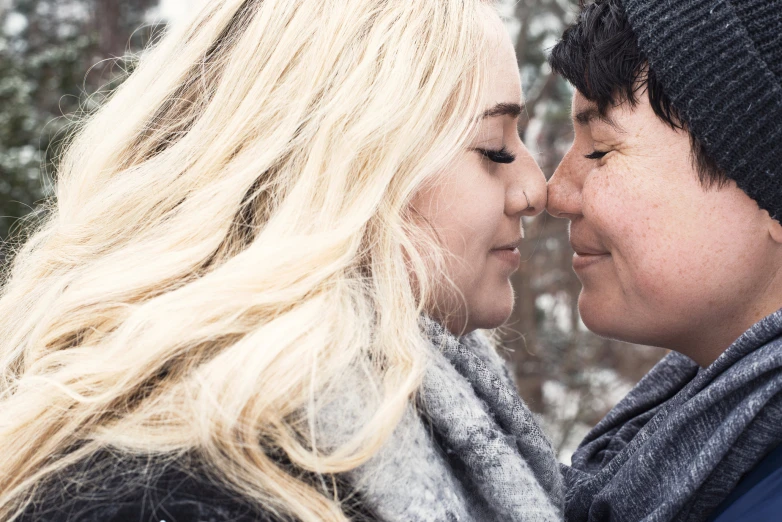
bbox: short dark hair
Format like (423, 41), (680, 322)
(548, 0), (727, 187)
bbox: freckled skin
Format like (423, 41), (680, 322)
(411, 13), (546, 336)
(548, 90), (782, 367)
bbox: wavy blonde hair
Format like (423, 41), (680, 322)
(0, 0), (496, 519)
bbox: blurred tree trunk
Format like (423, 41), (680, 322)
(93, 0), (156, 57)
(94, 0), (122, 57)
(511, 219), (545, 413)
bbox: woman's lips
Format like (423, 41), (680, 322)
(572, 251), (611, 270)
(491, 236), (523, 269)
(491, 247), (521, 268)
(570, 234), (610, 271)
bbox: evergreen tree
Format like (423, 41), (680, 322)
(0, 0), (158, 244)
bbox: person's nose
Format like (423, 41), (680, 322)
(546, 147), (583, 219)
(506, 146), (546, 218)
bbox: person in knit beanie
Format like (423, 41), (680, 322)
(546, 0), (782, 521)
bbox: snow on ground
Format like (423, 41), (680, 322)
(542, 369), (634, 464)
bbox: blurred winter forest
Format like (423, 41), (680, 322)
(0, 0), (666, 461)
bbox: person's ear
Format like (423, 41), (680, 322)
(767, 214), (782, 245)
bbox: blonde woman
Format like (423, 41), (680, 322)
(0, 0), (562, 521)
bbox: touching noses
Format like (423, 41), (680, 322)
(507, 149), (547, 217)
(546, 147), (582, 219)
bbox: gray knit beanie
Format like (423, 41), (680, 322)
(618, 0), (782, 219)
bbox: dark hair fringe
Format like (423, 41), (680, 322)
(548, 0), (727, 187)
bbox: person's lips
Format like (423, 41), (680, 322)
(494, 237), (523, 252)
(491, 237), (523, 268)
(570, 241), (611, 271)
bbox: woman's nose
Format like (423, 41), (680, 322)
(546, 149), (582, 219)
(507, 146), (547, 217)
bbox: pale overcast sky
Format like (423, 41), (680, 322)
(155, 0), (205, 28)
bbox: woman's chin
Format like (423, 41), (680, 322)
(432, 282), (515, 335)
(467, 291), (514, 332)
(471, 309), (513, 332)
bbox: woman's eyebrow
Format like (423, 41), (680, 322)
(482, 102), (523, 119)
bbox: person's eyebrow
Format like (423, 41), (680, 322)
(574, 106), (622, 131)
(482, 102), (523, 119)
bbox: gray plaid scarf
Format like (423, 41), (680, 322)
(325, 318), (563, 521)
(20, 319), (563, 522)
(563, 309), (782, 522)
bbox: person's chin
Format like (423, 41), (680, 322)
(577, 288), (618, 338)
(578, 288), (651, 345)
(471, 286), (514, 330)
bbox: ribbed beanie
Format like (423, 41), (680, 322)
(620, 0), (782, 220)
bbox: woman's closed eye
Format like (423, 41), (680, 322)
(477, 146), (516, 164)
(584, 150), (609, 160)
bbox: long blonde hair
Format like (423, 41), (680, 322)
(0, 0), (496, 519)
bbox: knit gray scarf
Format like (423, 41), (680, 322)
(563, 309), (782, 522)
(322, 318), (563, 521)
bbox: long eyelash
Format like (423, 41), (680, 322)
(585, 150), (609, 160)
(478, 147), (516, 164)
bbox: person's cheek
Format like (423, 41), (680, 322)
(582, 188), (640, 306)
